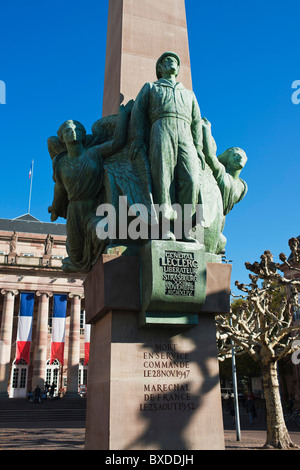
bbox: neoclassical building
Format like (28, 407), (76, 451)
(0, 213), (88, 398)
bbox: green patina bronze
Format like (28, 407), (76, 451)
(139, 240), (206, 327)
(129, 52), (205, 242)
(48, 101), (135, 273)
(47, 52), (248, 325)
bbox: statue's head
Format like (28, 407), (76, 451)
(218, 147), (247, 174)
(156, 52), (180, 79)
(57, 120), (87, 146)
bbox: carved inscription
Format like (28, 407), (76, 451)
(160, 250), (197, 297)
(140, 343), (196, 412)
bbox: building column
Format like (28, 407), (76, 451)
(31, 291), (53, 390)
(0, 290), (18, 396)
(66, 293), (83, 396)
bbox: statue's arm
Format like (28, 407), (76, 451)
(191, 94), (205, 169)
(205, 149), (224, 177)
(48, 182), (68, 221)
(49, 183), (68, 220)
(48, 157), (68, 221)
(202, 118), (224, 177)
(129, 83), (151, 159)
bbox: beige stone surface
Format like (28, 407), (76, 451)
(123, 0), (188, 27)
(102, 0), (192, 116)
(84, 255), (232, 324)
(84, 251), (230, 449)
(84, 315), (111, 450)
(121, 14), (190, 65)
(85, 310), (225, 450)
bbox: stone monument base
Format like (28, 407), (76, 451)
(85, 309), (224, 450)
(84, 251), (231, 450)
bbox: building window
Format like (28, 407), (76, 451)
(45, 359), (60, 396)
(82, 368), (88, 386)
(20, 368), (27, 388)
(78, 360), (88, 397)
(11, 368), (19, 389)
(48, 306), (53, 333)
(80, 309), (85, 334)
(79, 360), (88, 386)
(10, 359), (28, 398)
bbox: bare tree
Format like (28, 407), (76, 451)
(216, 238), (300, 449)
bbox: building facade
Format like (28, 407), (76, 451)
(0, 214), (88, 398)
(280, 236), (300, 404)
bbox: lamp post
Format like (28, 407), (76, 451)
(230, 317), (241, 441)
(222, 255), (241, 441)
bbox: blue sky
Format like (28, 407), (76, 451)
(0, 0), (299, 291)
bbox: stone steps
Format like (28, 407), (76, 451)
(0, 409), (86, 422)
(0, 398), (86, 424)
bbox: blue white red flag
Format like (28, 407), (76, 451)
(50, 294), (67, 365)
(15, 292), (35, 364)
(84, 323), (91, 365)
(29, 161), (33, 179)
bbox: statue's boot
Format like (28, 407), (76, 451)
(161, 230), (176, 241)
(182, 234), (199, 243)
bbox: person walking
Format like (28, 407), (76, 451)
(246, 396), (256, 423)
(34, 384), (41, 403)
(49, 382), (55, 398)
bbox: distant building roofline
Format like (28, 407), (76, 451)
(12, 213), (41, 222)
(0, 213), (66, 236)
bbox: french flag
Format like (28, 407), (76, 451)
(50, 294), (67, 365)
(29, 161), (33, 179)
(16, 292), (35, 364)
(84, 323), (91, 365)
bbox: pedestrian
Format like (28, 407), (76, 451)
(246, 396), (256, 423)
(44, 381), (49, 397)
(49, 382), (55, 398)
(227, 394), (235, 422)
(34, 384), (41, 403)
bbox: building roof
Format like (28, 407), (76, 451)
(0, 213), (66, 236)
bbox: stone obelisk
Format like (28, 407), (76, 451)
(84, 0), (227, 450)
(102, 0), (193, 116)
